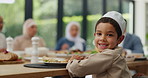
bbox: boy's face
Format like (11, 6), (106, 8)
(94, 23), (124, 52)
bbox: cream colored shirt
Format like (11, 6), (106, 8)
(13, 35), (46, 51)
(66, 47), (132, 78)
(0, 33), (6, 49)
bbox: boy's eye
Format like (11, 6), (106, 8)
(107, 34), (113, 36)
(96, 33), (102, 36)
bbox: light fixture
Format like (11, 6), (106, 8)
(0, 0), (15, 4)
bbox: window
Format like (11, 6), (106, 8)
(122, 0), (133, 34)
(146, 3), (148, 44)
(63, 0), (83, 35)
(87, 0), (102, 50)
(33, 0), (58, 49)
(0, 0), (134, 50)
(107, 0), (119, 11)
(0, 0), (24, 37)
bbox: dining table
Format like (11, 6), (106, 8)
(0, 60), (148, 78)
(0, 62), (69, 78)
(127, 60), (148, 75)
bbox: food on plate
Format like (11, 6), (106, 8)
(0, 50), (18, 61)
(55, 50), (98, 55)
(55, 51), (68, 54)
(69, 49), (83, 54)
(42, 56), (68, 63)
(54, 50), (99, 58)
(55, 49), (83, 54)
(69, 50), (99, 54)
(82, 50), (98, 55)
(90, 50), (98, 54)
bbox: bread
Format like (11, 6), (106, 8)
(0, 51), (18, 61)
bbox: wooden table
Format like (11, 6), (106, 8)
(0, 63), (69, 78)
(127, 61), (148, 75)
(1, 61), (148, 78)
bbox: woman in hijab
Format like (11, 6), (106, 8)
(56, 21), (86, 51)
(13, 19), (46, 51)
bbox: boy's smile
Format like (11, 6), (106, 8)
(94, 23), (123, 52)
(98, 43), (109, 49)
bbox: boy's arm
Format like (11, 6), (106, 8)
(66, 52), (114, 77)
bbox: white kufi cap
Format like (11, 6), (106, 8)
(102, 11), (126, 34)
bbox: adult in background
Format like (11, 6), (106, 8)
(56, 21), (86, 51)
(121, 33), (144, 54)
(0, 16), (6, 49)
(13, 19), (46, 51)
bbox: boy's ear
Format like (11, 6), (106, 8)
(94, 33), (96, 36)
(117, 35), (124, 44)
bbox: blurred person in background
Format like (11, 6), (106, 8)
(119, 19), (144, 54)
(0, 16), (6, 49)
(56, 21), (86, 51)
(120, 33), (144, 54)
(13, 19), (46, 51)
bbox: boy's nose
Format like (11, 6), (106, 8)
(99, 35), (106, 41)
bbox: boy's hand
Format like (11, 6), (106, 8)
(70, 55), (85, 61)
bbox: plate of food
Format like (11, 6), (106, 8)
(0, 50), (24, 64)
(42, 56), (68, 65)
(0, 60), (24, 64)
(54, 51), (69, 57)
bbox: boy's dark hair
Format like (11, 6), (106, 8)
(124, 19), (127, 29)
(95, 17), (122, 39)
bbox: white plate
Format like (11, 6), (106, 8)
(24, 57), (44, 63)
(24, 57), (43, 60)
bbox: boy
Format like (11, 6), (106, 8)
(66, 11), (132, 78)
